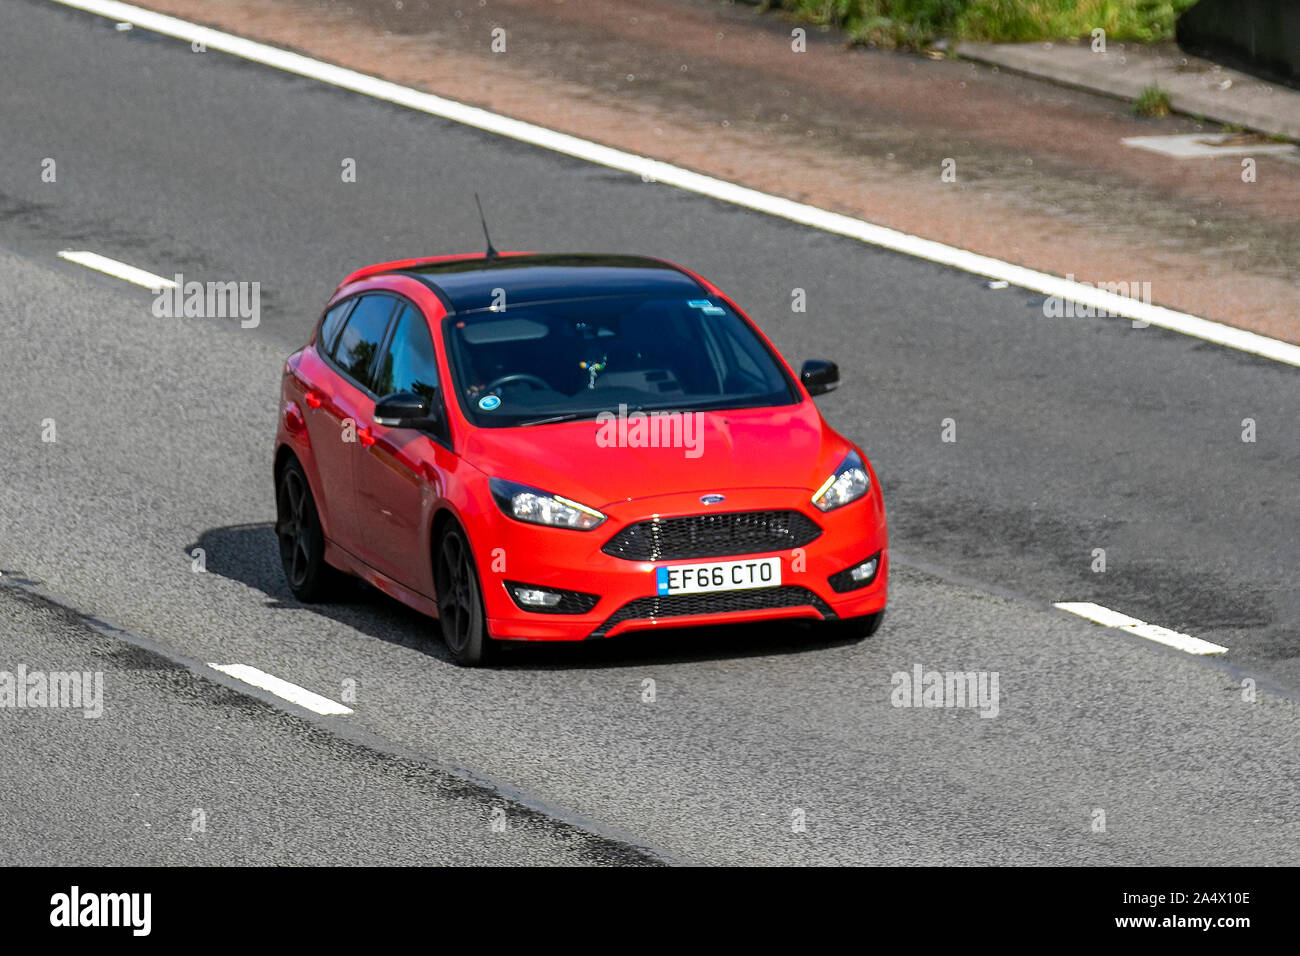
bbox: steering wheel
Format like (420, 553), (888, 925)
(485, 373), (550, 392)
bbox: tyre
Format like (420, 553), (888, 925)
(816, 610), (884, 642)
(434, 523), (495, 666)
(275, 458), (339, 602)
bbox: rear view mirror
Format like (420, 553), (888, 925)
(801, 359), (840, 396)
(373, 391), (435, 428)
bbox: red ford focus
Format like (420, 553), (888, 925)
(273, 253), (887, 665)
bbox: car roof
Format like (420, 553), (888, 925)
(383, 253), (706, 314)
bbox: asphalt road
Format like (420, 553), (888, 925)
(1, 0), (1297, 865)
(0, 585), (656, 865)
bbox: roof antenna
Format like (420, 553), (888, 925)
(473, 192), (499, 259)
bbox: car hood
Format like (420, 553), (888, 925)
(459, 401), (851, 509)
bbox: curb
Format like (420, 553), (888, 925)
(955, 41), (1300, 141)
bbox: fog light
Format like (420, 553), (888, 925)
(512, 587), (562, 608)
(504, 580), (601, 615)
(849, 558), (878, 582)
(828, 551), (882, 593)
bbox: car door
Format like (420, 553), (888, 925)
(354, 301), (454, 596)
(304, 293), (400, 556)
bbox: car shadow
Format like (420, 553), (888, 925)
(188, 523), (860, 670)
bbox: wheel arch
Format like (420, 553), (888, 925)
(273, 442), (298, 488)
(429, 504), (497, 605)
(274, 443), (333, 542)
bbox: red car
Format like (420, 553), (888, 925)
(273, 253), (887, 665)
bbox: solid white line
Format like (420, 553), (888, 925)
(48, 0), (1300, 369)
(207, 663), (354, 715)
(58, 249), (176, 290)
(1054, 602), (1229, 655)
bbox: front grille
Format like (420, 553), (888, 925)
(601, 510), (822, 561)
(587, 586), (834, 639)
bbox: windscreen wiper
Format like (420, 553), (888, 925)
(515, 412), (593, 427)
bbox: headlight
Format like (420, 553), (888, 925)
(811, 451), (870, 512)
(489, 477), (607, 530)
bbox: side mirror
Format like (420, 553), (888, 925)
(373, 391), (435, 428)
(801, 359), (840, 396)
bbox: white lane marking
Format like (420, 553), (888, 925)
(58, 250), (176, 290)
(207, 663), (354, 715)
(50, 0), (1300, 369)
(1054, 602), (1229, 655)
(1054, 602), (1144, 629)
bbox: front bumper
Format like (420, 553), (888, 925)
(477, 487), (887, 642)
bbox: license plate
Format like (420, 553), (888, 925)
(654, 557), (782, 596)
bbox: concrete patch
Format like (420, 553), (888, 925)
(1122, 133), (1299, 159)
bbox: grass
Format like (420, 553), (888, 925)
(1130, 82), (1171, 117)
(770, 0), (1200, 51)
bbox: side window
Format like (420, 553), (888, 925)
(318, 300), (352, 356)
(374, 305), (439, 404)
(332, 295), (397, 391)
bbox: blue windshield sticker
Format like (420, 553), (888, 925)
(688, 299), (725, 316)
(478, 394), (501, 411)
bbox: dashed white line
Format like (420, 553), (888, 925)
(1054, 602), (1229, 656)
(206, 663), (354, 715)
(57, 250), (175, 290)
(49, 0), (1300, 369)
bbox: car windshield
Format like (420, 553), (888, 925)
(444, 294), (798, 427)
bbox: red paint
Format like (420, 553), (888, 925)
(283, 400), (306, 436)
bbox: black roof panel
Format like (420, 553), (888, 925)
(397, 254), (703, 313)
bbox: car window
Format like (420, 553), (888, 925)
(374, 305), (439, 405)
(318, 300), (353, 355)
(332, 295), (397, 391)
(699, 309), (773, 391)
(445, 294), (796, 427)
